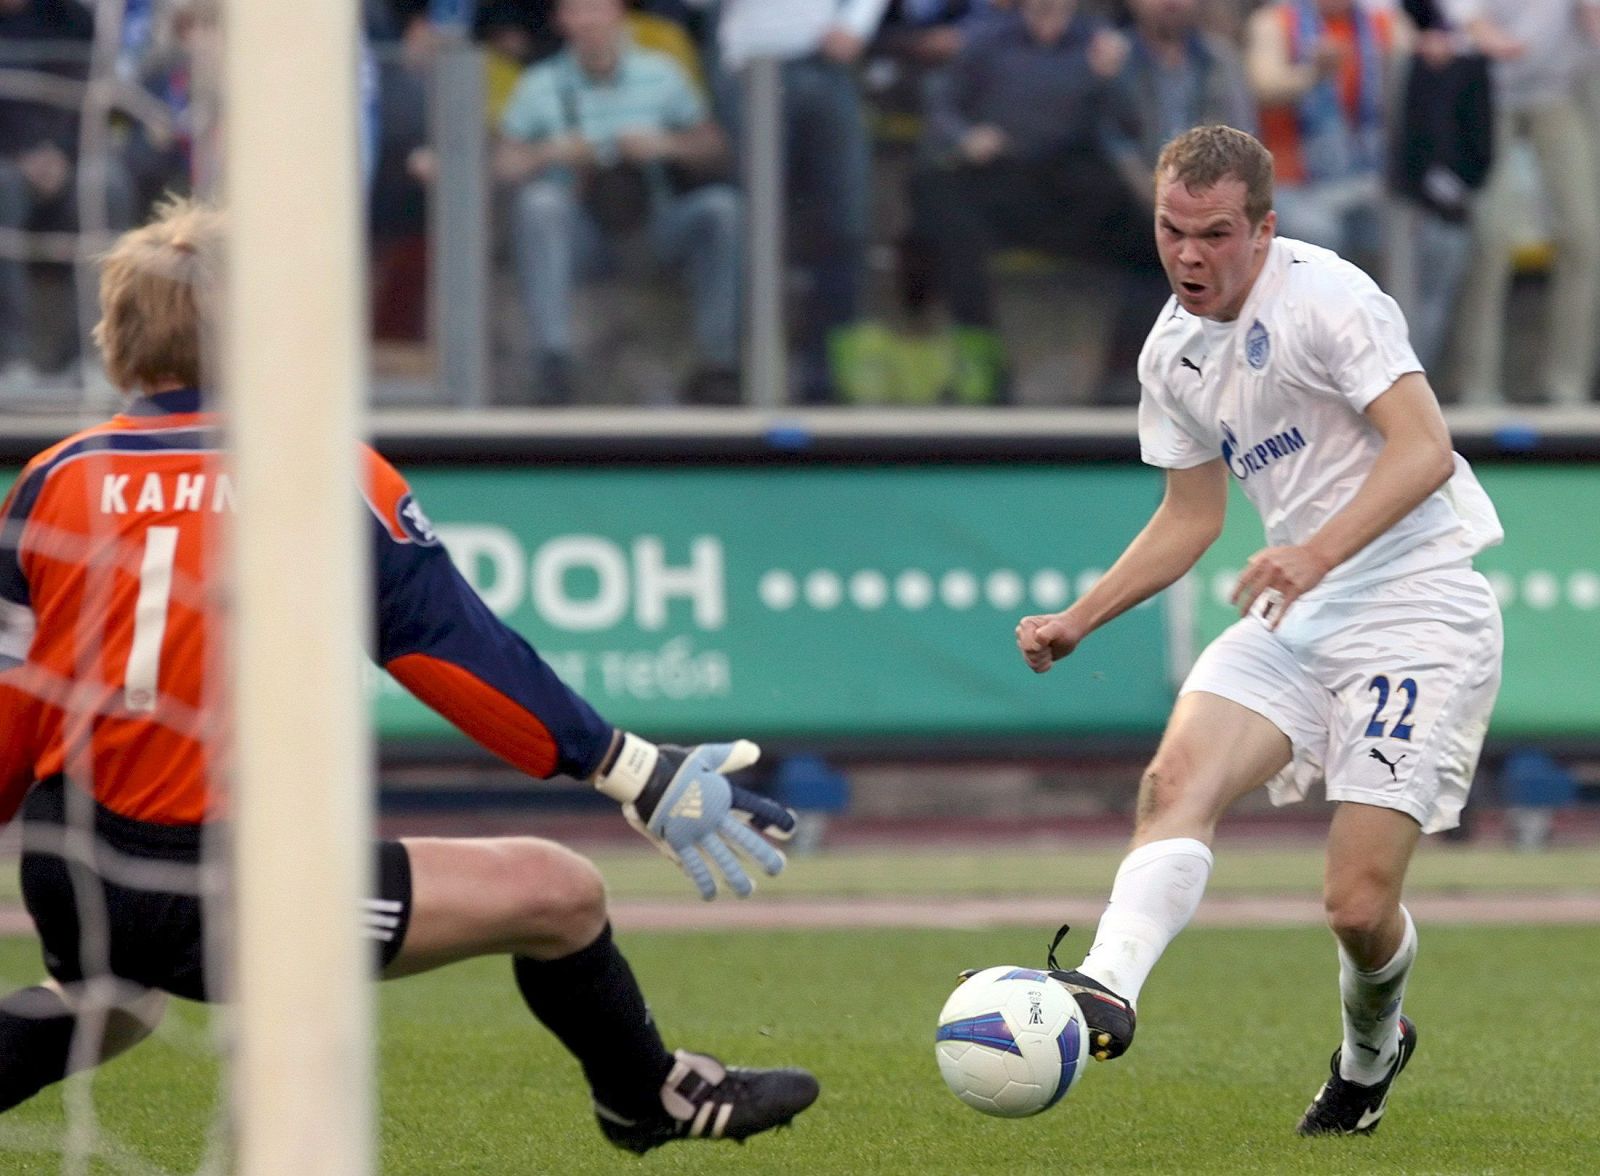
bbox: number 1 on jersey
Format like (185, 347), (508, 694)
(125, 526), (178, 712)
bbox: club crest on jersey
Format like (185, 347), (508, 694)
(1245, 319), (1270, 370)
(396, 494), (438, 546)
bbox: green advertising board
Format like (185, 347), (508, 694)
(1, 458), (1593, 743)
(1191, 464), (1600, 738)
(381, 465), (1177, 742)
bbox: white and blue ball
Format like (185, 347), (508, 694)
(935, 965), (1088, 1117)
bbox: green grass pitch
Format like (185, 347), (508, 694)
(1, 924), (1597, 1175)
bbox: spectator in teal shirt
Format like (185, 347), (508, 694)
(497, 0), (739, 405)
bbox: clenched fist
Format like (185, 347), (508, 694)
(1016, 613), (1083, 674)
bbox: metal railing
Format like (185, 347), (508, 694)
(4, 35), (1600, 417)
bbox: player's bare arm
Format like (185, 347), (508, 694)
(1232, 372), (1455, 627)
(1018, 460), (1227, 673)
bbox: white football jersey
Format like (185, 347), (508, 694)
(1137, 236), (1502, 596)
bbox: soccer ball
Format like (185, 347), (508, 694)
(934, 965), (1088, 1117)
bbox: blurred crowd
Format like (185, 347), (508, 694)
(3, 0), (1600, 407)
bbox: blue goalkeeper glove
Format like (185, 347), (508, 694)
(592, 732), (796, 900)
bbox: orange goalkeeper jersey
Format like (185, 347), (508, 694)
(0, 388), (614, 826)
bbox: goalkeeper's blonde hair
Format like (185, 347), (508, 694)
(94, 197), (224, 393)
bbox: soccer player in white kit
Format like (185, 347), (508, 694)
(1016, 126), (1504, 1136)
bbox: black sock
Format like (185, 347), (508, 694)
(512, 923), (675, 1121)
(0, 986), (77, 1112)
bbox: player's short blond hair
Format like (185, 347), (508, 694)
(93, 197), (223, 393)
(1156, 125), (1275, 226)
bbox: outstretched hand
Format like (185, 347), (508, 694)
(595, 735), (796, 900)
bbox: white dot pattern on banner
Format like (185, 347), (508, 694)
(850, 570), (889, 610)
(1484, 571), (1515, 606)
(748, 566), (1600, 613)
(804, 570), (842, 610)
(758, 569), (797, 611)
(759, 568), (1083, 611)
(1210, 567), (1600, 611)
(1030, 569), (1069, 608)
(1523, 572), (1559, 610)
(1571, 571), (1600, 610)
(941, 570), (979, 610)
(896, 569), (934, 610)
(986, 570), (1024, 610)
(1211, 571), (1236, 608)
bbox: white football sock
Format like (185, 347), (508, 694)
(1337, 905), (1416, 1085)
(1075, 837), (1214, 1006)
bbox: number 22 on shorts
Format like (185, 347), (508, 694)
(1364, 674), (1418, 741)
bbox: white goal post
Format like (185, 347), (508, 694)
(223, 2), (373, 1173)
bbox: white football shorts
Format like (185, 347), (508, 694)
(1180, 564), (1502, 833)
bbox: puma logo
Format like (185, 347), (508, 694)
(1179, 356), (1203, 378)
(1369, 748), (1408, 781)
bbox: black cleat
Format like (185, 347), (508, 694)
(596, 1049), (819, 1155)
(960, 941), (1138, 1059)
(957, 926), (1137, 1060)
(1042, 924), (1135, 1060)
(1296, 1015), (1418, 1137)
(1046, 969), (1137, 1060)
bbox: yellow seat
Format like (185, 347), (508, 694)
(627, 12), (706, 93)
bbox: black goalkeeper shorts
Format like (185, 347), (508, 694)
(18, 776), (412, 1001)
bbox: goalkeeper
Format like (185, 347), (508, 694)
(0, 199), (816, 1154)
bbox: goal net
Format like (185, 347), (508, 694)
(0, 1), (372, 1172)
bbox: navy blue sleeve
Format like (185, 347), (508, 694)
(369, 508), (615, 780)
(0, 466), (47, 609)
